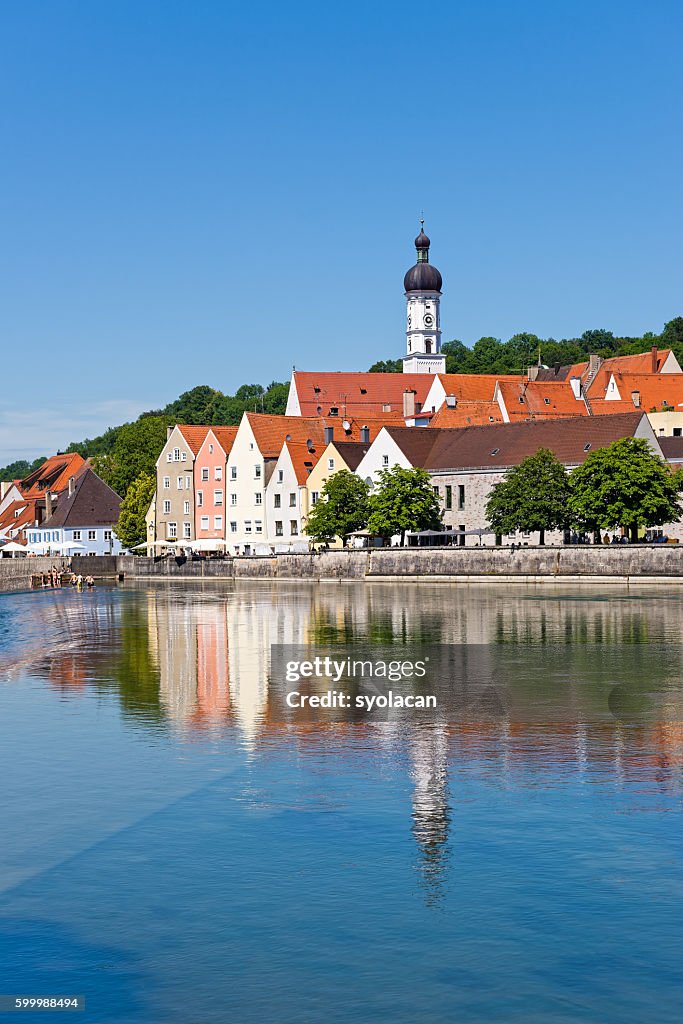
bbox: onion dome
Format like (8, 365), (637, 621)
(404, 221), (442, 292)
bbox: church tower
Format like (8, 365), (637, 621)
(402, 222), (446, 374)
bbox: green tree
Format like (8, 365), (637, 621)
(485, 448), (571, 545)
(0, 456), (46, 481)
(94, 415), (170, 497)
(568, 437), (683, 542)
(368, 359), (402, 373)
(305, 470), (370, 544)
(114, 471), (156, 550)
(367, 466), (442, 544)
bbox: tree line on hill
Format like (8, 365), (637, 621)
(369, 317), (683, 375)
(0, 381), (289, 498)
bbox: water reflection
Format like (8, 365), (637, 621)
(7, 581), (683, 904)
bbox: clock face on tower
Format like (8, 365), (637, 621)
(407, 314), (412, 328)
(424, 313), (434, 327)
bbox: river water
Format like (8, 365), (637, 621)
(0, 581), (682, 1023)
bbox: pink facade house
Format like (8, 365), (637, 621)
(194, 427), (238, 541)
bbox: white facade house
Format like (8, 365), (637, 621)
(264, 441), (313, 552)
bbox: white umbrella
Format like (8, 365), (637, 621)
(1, 541), (27, 553)
(191, 538), (226, 551)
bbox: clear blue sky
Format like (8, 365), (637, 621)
(1, 0), (682, 463)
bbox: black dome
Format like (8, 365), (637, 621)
(404, 262), (442, 292)
(415, 228), (430, 250)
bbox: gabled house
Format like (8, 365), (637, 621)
(26, 468), (123, 555)
(194, 426), (238, 542)
(155, 425), (211, 543)
(225, 414), (327, 554)
(265, 440), (322, 551)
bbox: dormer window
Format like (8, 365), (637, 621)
(583, 443), (592, 451)
(490, 448), (500, 456)
(518, 396), (524, 403)
(329, 407), (339, 416)
(543, 398), (551, 405)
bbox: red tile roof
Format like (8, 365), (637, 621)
(19, 453), (87, 499)
(595, 372), (683, 412)
(176, 425), (212, 455)
(429, 401), (504, 427)
(284, 441), (324, 485)
(291, 371), (434, 418)
(497, 380), (590, 420)
(431, 373), (523, 406)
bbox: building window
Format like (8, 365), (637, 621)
(254, 465), (262, 479)
(674, 427), (682, 437)
(168, 522), (177, 538)
(209, 444), (214, 454)
(328, 458), (334, 470)
(163, 476), (170, 489)
(433, 486), (439, 497)
(87, 530), (97, 541)
(311, 491), (319, 505)
(277, 469), (284, 483)
(255, 492), (262, 505)
(458, 485), (465, 510)
(202, 468), (209, 481)
(181, 452), (187, 461)
(163, 500), (171, 514)
(214, 515), (222, 530)
(197, 491), (203, 507)
(255, 520), (263, 533)
(201, 516), (209, 530)
(215, 466), (222, 480)
(289, 492), (296, 507)
(275, 521), (283, 536)
(173, 448), (180, 461)
(73, 530), (81, 540)
(274, 494), (281, 508)
(230, 521), (237, 533)
(177, 476), (183, 489)
(214, 490), (223, 505)
(166, 453), (172, 462)
(104, 530), (112, 540)
(244, 521), (252, 534)
(290, 521), (298, 535)
(445, 485), (452, 510)
(382, 455), (389, 467)
(230, 466), (237, 480)
(329, 407), (338, 416)
(183, 522), (191, 539)
(231, 493), (237, 505)
(184, 501), (190, 515)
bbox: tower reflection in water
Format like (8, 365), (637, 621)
(32, 581), (683, 904)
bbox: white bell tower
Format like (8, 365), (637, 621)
(402, 222), (446, 374)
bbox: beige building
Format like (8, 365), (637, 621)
(303, 440), (372, 548)
(155, 425), (210, 544)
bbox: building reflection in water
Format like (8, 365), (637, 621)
(27, 581), (683, 901)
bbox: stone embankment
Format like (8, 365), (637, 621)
(115, 546), (683, 584)
(4, 547), (683, 592)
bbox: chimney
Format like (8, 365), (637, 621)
(445, 394), (457, 409)
(68, 476), (75, 496)
(631, 390), (641, 408)
(324, 426), (334, 444)
(527, 365), (539, 382)
(45, 492), (53, 520)
(360, 426), (370, 443)
(651, 345), (658, 373)
(167, 426), (173, 440)
(403, 389), (416, 418)
(569, 377), (582, 399)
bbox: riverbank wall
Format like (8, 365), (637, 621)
(114, 546), (683, 584)
(4, 548), (683, 592)
(0, 557), (69, 593)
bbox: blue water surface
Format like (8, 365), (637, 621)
(0, 581), (682, 1023)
